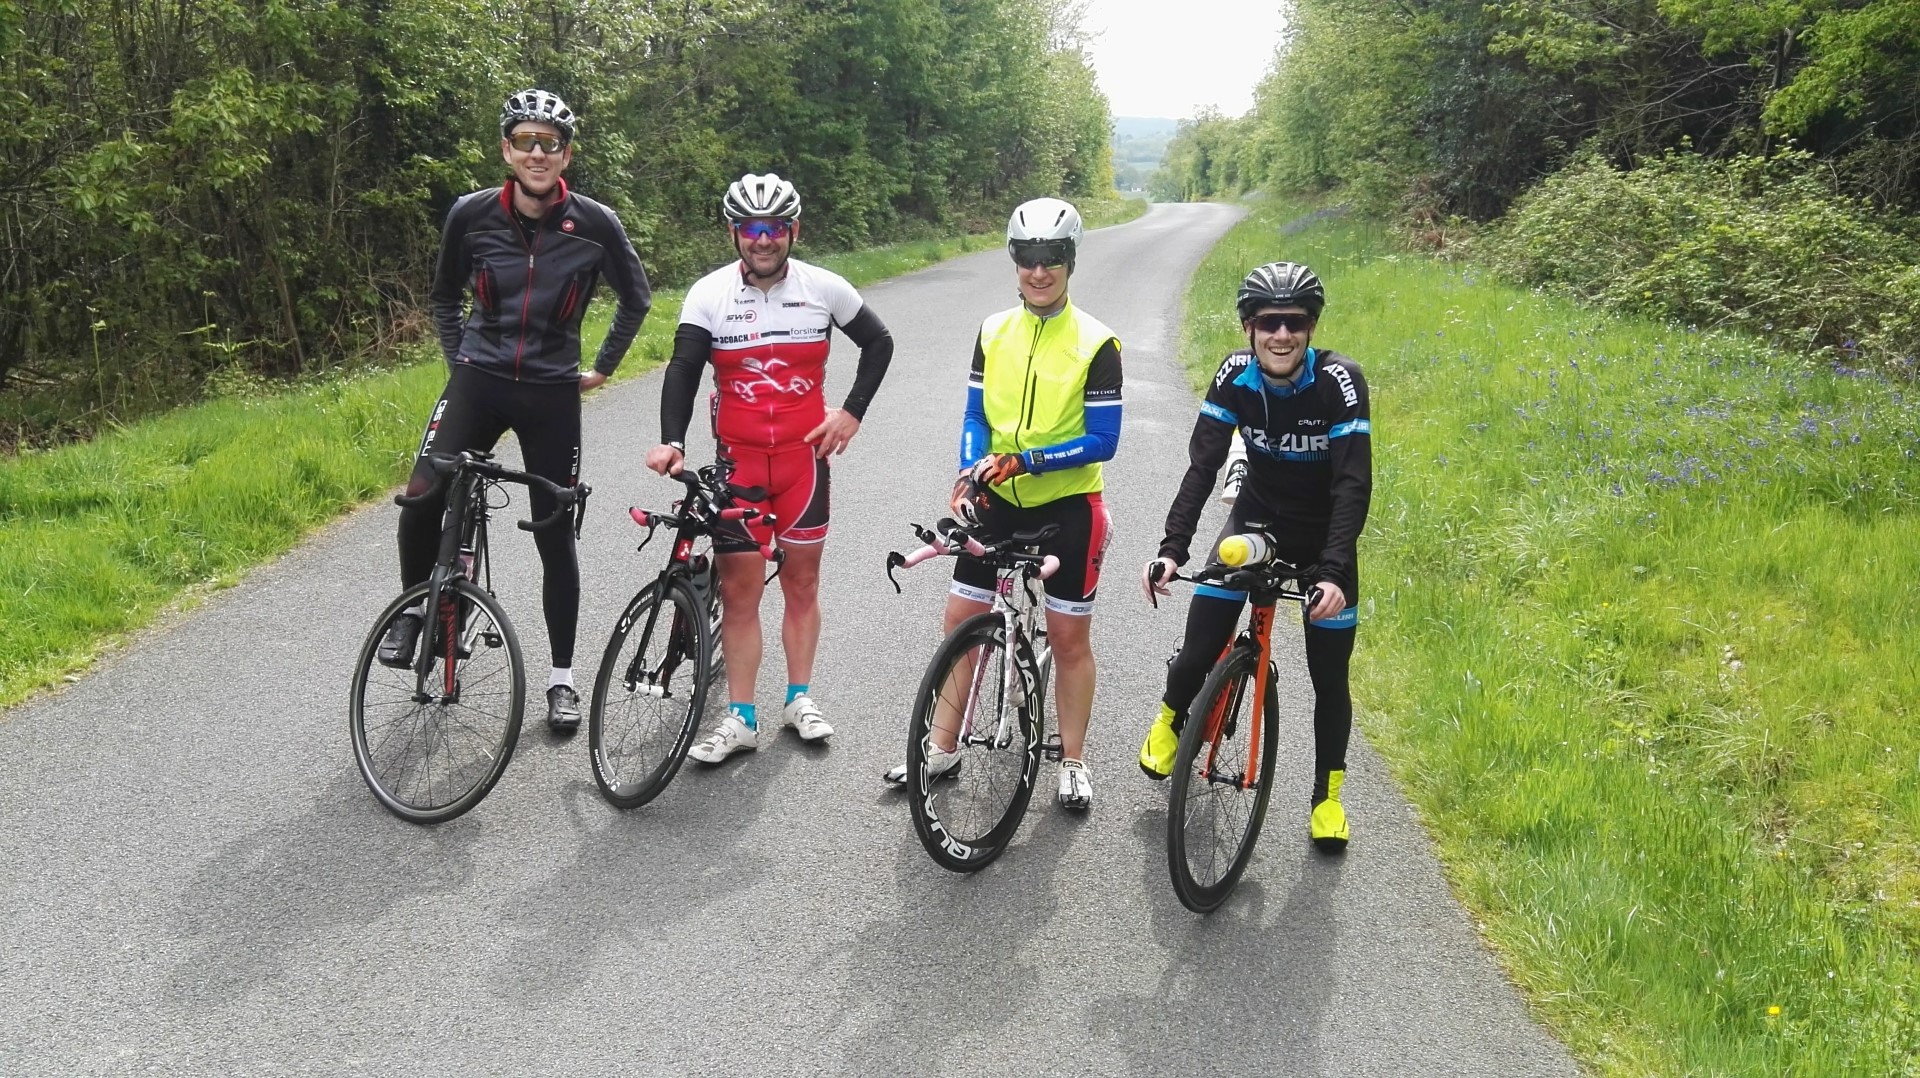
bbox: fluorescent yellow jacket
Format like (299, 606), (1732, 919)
(974, 299), (1121, 506)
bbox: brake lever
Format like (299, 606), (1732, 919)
(571, 483), (592, 540)
(885, 551), (905, 594)
(763, 547), (786, 585)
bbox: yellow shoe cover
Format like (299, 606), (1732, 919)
(1310, 769), (1350, 851)
(1138, 704), (1178, 780)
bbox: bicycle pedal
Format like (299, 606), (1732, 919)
(1042, 733), (1063, 761)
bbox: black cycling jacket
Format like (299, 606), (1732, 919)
(431, 179), (652, 383)
(1159, 347), (1372, 599)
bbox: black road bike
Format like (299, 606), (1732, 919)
(350, 450), (587, 824)
(588, 459), (782, 809)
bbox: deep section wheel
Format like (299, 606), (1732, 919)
(906, 613), (1041, 872)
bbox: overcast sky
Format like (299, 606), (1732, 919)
(1079, 0), (1288, 120)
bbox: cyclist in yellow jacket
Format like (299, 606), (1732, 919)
(883, 197), (1122, 810)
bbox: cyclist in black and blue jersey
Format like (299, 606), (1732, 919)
(1139, 262), (1371, 851)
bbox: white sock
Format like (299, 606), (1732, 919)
(549, 667), (573, 690)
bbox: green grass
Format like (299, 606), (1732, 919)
(0, 227), (1026, 709)
(1180, 199), (1920, 1075)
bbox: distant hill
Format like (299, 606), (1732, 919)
(1112, 116), (1179, 193)
(1113, 116), (1179, 140)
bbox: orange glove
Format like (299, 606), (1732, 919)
(971, 452), (1028, 487)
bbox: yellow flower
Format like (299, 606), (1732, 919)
(1767, 1005), (1782, 1017)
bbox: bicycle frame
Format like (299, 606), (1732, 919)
(887, 518), (1059, 757)
(1170, 554), (1319, 795)
(957, 563), (1048, 752)
(394, 450), (588, 697)
(621, 462), (780, 695)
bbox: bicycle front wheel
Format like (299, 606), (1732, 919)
(906, 613), (1041, 873)
(350, 579), (525, 824)
(588, 579), (710, 809)
(1166, 642), (1278, 912)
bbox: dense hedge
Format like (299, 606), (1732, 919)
(1478, 151), (1920, 367)
(0, 0), (1114, 445)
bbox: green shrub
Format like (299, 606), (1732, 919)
(1478, 150), (1920, 370)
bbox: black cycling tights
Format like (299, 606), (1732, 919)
(1161, 592), (1354, 795)
(397, 366), (582, 668)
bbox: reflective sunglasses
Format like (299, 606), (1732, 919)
(1010, 240), (1071, 270)
(733, 218), (794, 240)
(508, 132), (566, 154)
(1250, 312), (1314, 334)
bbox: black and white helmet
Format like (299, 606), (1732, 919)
(1006, 197), (1084, 267)
(500, 89), (577, 142)
(723, 173), (803, 221)
(1237, 261), (1325, 320)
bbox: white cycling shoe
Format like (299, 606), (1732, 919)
(688, 712), (757, 764)
(1056, 759), (1093, 810)
(883, 744), (961, 786)
(782, 694), (834, 741)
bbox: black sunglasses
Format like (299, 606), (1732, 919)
(508, 132), (567, 154)
(1010, 241), (1072, 270)
(1250, 312), (1313, 334)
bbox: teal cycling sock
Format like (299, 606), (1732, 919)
(730, 702), (757, 730)
(786, 683), (809, 705)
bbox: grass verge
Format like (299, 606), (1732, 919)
(1179, 198), (1920, 1075)
(0, 228), (1021, 710)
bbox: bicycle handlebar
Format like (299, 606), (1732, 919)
(885, 517), (1059, 593)
(393, 451), (589, 536)
(629, 461), (782, 563)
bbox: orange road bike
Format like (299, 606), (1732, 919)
(1149, 538), (1321, 912)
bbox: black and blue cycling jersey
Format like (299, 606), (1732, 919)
(1158, 346), (1372, 600)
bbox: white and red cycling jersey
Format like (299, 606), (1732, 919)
(677, 258), (866, 450)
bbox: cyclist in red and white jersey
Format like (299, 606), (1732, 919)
(646, 172), (895, 764)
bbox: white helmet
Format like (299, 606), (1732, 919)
(1006, 197), (1083, 267)
(723, 172), (802, 221)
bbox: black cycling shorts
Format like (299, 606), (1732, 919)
(951, 490), (1109, 616)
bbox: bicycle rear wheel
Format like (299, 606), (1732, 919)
(1166, 642), (1278, 912)
(350, 579), (525, 823)
(906, 613), (1041, 873)
(588, 579), (710, 809)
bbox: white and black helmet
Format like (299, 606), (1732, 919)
(1237, 261), (1325, 320)
(500, 88), (577, 142)
(1006, 197), (1083, 268)
(723, 172), (803, 221)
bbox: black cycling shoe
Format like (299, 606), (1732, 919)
(546, 685), (582, 734)
(376, 611), (423, 669)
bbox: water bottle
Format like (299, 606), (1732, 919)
(1216, 532), (1275, 567)
(689, 553), (715, 611)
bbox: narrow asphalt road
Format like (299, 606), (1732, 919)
(1, 204), (1581, 1077)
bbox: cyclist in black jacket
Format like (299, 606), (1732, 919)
(1138, 262), (1371, 851)
(378, 88), (654, 734)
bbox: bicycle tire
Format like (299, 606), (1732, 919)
(588, 579), (710, 809)
(350, 579), (526, 824)
(1166, 642), (1278, 912)
(906, 612), (1041, 873)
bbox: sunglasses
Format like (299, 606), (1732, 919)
(1250, 312), (1314, 334)
(1010, 241), (1072, 271)
(733, 218), (794, 240)
(508, 132), (566, 154)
